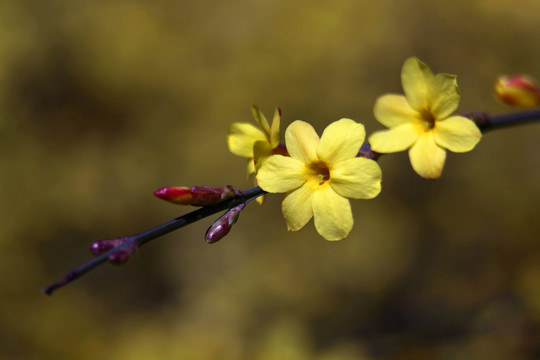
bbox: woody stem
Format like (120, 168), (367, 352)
(43, 186), (266, 295)
(468, 109), (540, 132)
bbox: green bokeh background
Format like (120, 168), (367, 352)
(1, 1), (539, 359)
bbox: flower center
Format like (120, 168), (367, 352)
(307, 161), (330, 186)
(420, 108), (436, 129)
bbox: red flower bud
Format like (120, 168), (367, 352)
(154, 186), (237, 206)
(205, 204), (245, 243)
(153, 187), (193, 204)
(494, 75), (540, 107)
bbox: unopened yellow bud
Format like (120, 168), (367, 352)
(494, 75), (540, 108)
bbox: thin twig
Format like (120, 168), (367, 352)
(43, 186), (266, 295)
(469, 109), (540, 132)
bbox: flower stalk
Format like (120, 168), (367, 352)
(43, 186), (266, 295)
(468, 109), (540, 132)
(42, 106), (540, 294)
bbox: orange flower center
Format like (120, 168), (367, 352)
(420, 108), (436, 129)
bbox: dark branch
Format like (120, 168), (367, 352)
(43, 186), (266, 295)
(467, 109), (540, 132)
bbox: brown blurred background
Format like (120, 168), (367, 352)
(0, 0), (539, 359)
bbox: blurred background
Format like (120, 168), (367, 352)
(0, 0), (539, 359)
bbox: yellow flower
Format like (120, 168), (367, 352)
(227, 105), (282, 176)
(256, 119), (382, 241)
(368, 57), (482, 179)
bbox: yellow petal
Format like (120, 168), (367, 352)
(401, 57), (433, 111)
(330, 157), (382, 199)
(256, 155), (306, 193)
(246, 158), (255, 177)
(408, 132), (446, 179)
(285, 120), (320, 163)
(256, 194), (266, 205)
(428, 73), (460, 119)
(368, 123), (420, 153)
(253, 174), (266, 204)
(374, 94), (420, 128)
(434, 116), (482, 153)
(251, 105), (270, 137)
(312, 185), (353, 241)
(282, 183), (314, 232)
(253, 140), (272, 173)
(270, 106), (281, 148)
(228, 122), (266, 157)
(317, 119), (365, 165)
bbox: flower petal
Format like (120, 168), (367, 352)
(270, 106), (281, 148)
(282, 183), (314, 232)
(368, 122), (420, 153)
(285, 120), (320, 163)
(228, 122), (266, 157)
(374, 94), (420, 128)
(434, 116), (482, 152)
(401, 57), (433, 111)
(330, 157), (382, 199)
(428, 73), (460, 119)
(253, 140), (272, 173)
(246, 158), (255, 177)
(409, 132), (447, 179)
(312, 185), (353, 241)
(317, 119), (365, 165)
(256, 194), (266, 205)
(256, 155), (306, 193)
(251, 105), (270, 137)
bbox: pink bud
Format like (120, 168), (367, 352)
(154, 186), (236, 206)
(89, 240), (114, 256)
(89, 237), (137, 264)
(190, 186), (235, 205)
(494, 75), (540, 107)
(108, 250), (133, 264)
(153, 187), (194, 205)
(205, 204), (245, 243)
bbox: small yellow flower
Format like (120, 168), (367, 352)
(256, 119), (382, 241)
(227, 105), (282, 176)
(369, 57), (482, 179)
